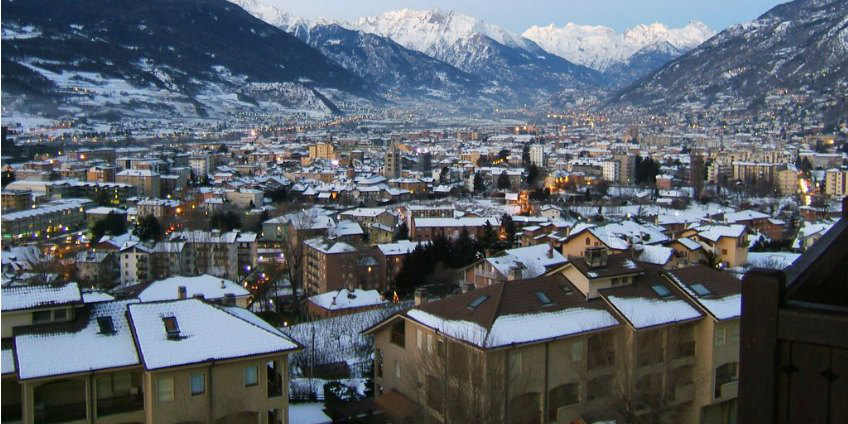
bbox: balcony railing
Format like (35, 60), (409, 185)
(2, 403), (22, 422)
(97, 394), (143, 417)
(35, 401), (86, 424)
(717, 381), (738, 399)
(268, 376), (284, 398)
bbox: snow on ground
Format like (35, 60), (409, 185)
(289, 403), (332, 424)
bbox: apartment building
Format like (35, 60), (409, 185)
(463, 244), (567, 288)
(116, 169), (161, 198)
(776, 167), (799, 195)
(1, 198), (91, 244)
(679, 225), (749, 268)
(1, 283), (300, 424)
(366, 251), (741, 424)
(1, 189), (33, 212)
(87, 165), (117, 183)
(409, 216), (501, 241)
(302, 237), (385, 295)
(824, 168), (847, 197)
(308, 142), (336, 161)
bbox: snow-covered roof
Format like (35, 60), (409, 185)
(695, 224), (746, 242)
(635, 244), (674, 266)
(1, 283), (83, 312)
(15, 300), (140, 380)
(665, 266), (742, 321)
(413, 216), (500, 228)
(377, 240), (426, 256)
(309, 289), (387, 311)
(605, 296), (702, 329)
(304, 237), (357, 254)
(407, 307), (618, 348)
(675, 237), (702, 251)
(486, 244), (566, 280)
(137, 274), (249, 303)
(746, 252), (801, 270)
(127, 299), (299, 370)
(724, 209), (770, 223)
(82, 290), (116, 303)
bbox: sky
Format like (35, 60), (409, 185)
(268, 0), (788, 33)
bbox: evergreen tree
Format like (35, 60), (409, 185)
(497, 171), (511, 190)
(473, 172), (485, 193)
(394, 222), (409, 241)
(133, 215), (163, 242)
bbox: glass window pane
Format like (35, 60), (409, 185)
(190, 372), (205, 395)
(97, 376), (112, 399)
(244, 366), (258, 386)
(157, 377), (174, 402)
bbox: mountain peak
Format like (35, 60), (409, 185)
(522, 20), (714, 71)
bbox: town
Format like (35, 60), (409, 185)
(2, 99), (846, 424)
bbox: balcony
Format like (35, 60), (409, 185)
(35, 401), (86, 424)
(717, 381), (738, 399)
(670, 383), (695, 403)
(97, 393), (143, 417)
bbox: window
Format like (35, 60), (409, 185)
(715, 362), (739, 398)
(651, 284), (672, 298)
(466, 295), (489, 310)
(561, 284), (573, 295)
(721, 249), (728, 255)
(53, 308), (67, 321)
(157, 377), (174, 402)
(97, 316), (116, 334)
(163, 316), (181, 340)
(728, 323), (740, 344)
(535, 291), (554, 307)
(585, 237), (591, 246)
(394, 360), (401, 379)
(390, 320), (405, 348)
(549, 383), (580, 420)
(190, 372), (205, 395)
(611, 277), (619, 285)
(714, 327), (727, 347)
(33, 310), (52, 323)
(244, 365), (258, 387)
(690, 283), (711, 297)
(571, 340), (584, 362)
(588, 333), (615, 369)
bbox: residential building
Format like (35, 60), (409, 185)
(308, 142), (336, 161)
(602, 161), (620, 183)
(365, 254), (741, 424)
(409, 217), (500, 241)
(1, 189), (32, 212)
(302, 237), (385, 295)
(1, 285), (300, 424)
(307, 288), (388, 318)
(680, 225), (749, 268)
(824, 168), (847, 197)
(116, 169), (161, 198)
(530, 144), (545, 167)
(1, 198), (91, 244)
(87, 165), (117, 183)
(776, 167), (799, 195)
(463, 244), (567, 288)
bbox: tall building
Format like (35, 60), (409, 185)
(384, 144), (402, 179)
(602, 160), (620, 183)
(824, 168), (847, 197)
(529, 144), (545, 167)
(116, 169), (161, 198)
(308, 142), (336, 161)
(614, 154), (636, 185)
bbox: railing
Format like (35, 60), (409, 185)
(1, 403), (22, 422)
(97, 394), (144, 417)
(268, 376), (284, 398)
(717, 381), (738, 399)
(35, 401), (86, 424)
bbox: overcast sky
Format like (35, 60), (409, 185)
(269, 0), (787, 33)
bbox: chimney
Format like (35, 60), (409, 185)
(177, 286), (187, 299)
(414, 287), (427, 306)
(585, 246), (609, 269)
(224, 293), (236, 306)
(547, 245), (554, 258)
(220, 280), (226, 289)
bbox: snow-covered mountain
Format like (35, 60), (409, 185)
(1, 0), (375, 121)
(523, 21), (714, 72)
(610, 0), (848, 114)
(347, 9), (604, 101)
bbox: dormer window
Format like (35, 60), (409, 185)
(467, 295), (490, 311)
(535, 291), (554, 307)
(163, 316), (181, 340)
(651, 284), (673, 298)
(97, 316), (115, 334)
(690, 283), (712, 297)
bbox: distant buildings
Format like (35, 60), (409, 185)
(116, 169), (161, 198)
(529, 144), (545, 167)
